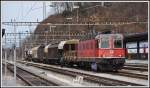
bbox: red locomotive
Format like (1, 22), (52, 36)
(25, 34), (125, 71)
(76, 34), (125, 71)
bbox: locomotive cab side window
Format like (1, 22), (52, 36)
(114, 35), (122, 48)
(114, 40), (122, 48)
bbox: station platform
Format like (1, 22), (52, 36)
(2, 76), (17, 86)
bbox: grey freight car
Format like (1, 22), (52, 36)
(44, 42), (62, 64)
(31, 44), (45, 62)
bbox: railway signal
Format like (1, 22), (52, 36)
(2, 28), (5, 37)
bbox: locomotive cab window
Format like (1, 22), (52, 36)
(114, 40), (122, 48)
(100, 36), (109, 48)
(114, 35), (122, 48)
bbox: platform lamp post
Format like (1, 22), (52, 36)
(66, 18), (72, 40)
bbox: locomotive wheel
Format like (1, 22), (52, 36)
(44, 59), (48, 64)
(43, 59), (45, 64)
(60, 57), (64, 67)
(97, 64), (113, 72)
(113, 70), (119, 72)
(97, 64), (103, 72)
(69, 62), (74, 67)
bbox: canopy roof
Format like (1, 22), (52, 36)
(95, 34), (122, 39)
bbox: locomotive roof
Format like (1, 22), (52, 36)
(95, 34), (123, 39)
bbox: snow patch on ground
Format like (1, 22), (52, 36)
(125, 59), (148, 64)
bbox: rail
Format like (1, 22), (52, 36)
(17, 61), (146, 86)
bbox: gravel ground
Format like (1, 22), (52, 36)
(16, 62), (100, 86)
(17, 61), (148, 86)
(4, 60), (148, 86)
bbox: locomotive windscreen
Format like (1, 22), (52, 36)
(100, 35), (109, 48)
(96, 34), (123, 49)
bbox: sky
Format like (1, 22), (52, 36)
(1, 1), (55, 47)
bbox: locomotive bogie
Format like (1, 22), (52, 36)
(96, 58), (125, 71)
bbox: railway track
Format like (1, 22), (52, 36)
(18, 61), (146, 86)
(108, 71), (148, 80)
(4, 63), (59, 86)
(125, 64), (148, 68)
(123, 65), (148, 71)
